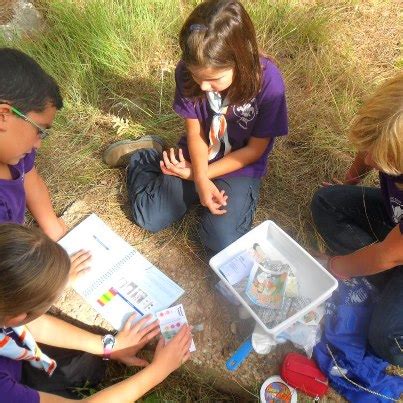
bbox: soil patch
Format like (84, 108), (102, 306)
(55, 178), (345, 401)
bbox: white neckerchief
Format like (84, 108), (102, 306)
(206, 91), (232, 160)
(0, 326), (56, 376)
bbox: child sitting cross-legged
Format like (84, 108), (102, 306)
(0, 223), (192, 402)
(103, 0), (288, 253)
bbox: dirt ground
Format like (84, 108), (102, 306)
(54, 172), (347, 401)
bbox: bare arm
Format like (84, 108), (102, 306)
(186, 118), (209, 182)
(186, 118), (227, 214)
(207, 137), (271, 179)
(24, 167), (66, 240)
(38, 326), (192, 403)
(330, 224), (403, 278)
(28, 313), (160, 366)
(38, 363), (166, 403)
(28, 314), (103, 355)
(344, 151), (373, 184)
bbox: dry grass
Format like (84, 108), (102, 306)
(0, 0), (16, 24)
(1, 0), (402, 399)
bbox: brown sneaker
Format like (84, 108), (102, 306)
(103, 135), (165, 168)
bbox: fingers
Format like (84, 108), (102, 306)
(212, 188), (227, 206)
(155, 336), (165, 352)
(125, 356), (149, 367)
(169, 148), (179, 165)
(181, 351), (191, 364)
(172, 325), (191, 347)
(178, 148), (185, 162)
(137, 321), (159, 339)
(70, 250), (92, 280)
(162, 148), (180, 170)
(70, 250), (91, 265)
(131, 314), (152, 331)
(321, 177), (343, 187)
(160, 160), (179, 177)
(123, 313), (138, 332)
(207, 202), (227, 215)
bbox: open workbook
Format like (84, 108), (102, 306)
(58, 214), (184, 330)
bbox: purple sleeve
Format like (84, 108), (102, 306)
(252, 62), (288, 138)
(23, 149), (36, 173)
(399, 221), (403, 234)
(172, 62), (198, 119)
(0, 372), (40, 403)
(0, 200), (12, 223)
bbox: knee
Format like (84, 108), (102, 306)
(199, 218), (240, 253)
(368, 314), (403, 366)
(310, 186), (341, 228)
(130, 197), (173, 233)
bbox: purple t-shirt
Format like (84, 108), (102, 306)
(0, 150), (36, 224)
(380, 172), (403, 234)
(0, 329), (40, 403)
(173, 58), (288, 178)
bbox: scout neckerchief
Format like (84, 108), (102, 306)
(0, 325), (56, 375)
(206, 91), (232, 160)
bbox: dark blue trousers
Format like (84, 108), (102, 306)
(311, 185), (403, 365)
(126, 149), (261, 253)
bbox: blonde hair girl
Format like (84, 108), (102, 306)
(311, 72), (403, 366)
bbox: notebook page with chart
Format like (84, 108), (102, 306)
(58, 214), (184, 330)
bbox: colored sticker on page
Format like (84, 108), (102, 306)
(156, 304), (196, 352)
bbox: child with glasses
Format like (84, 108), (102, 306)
(103, 0), (288, 253)
(0, 48), (66, 240)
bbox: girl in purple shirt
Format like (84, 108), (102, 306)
(103, 0), (288, 253)
(311, 72), (403, 365)
(0, 224), (192, 402)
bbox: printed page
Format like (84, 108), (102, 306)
(59, 214), (184, 330)
(218, 250), (254, 285)
(157, 304), (196, 351)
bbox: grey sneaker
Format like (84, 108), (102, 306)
(103, 135), (165, 168)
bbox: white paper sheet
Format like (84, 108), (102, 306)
(59, 214), (184, 330)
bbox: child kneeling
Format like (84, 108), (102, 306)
(0, 224), (192, 402)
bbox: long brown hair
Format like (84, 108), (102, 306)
(0, 224), (70, 319)
(179, 0), (262, 106)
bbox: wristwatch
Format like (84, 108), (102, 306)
(102, 334), (116, 360)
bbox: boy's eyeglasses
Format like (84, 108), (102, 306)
(11, 106), (49, 140)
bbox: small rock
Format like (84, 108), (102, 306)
(230, 322), (237, 334)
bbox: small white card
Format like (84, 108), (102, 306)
(156, 304), (196, 352)
(219, 250), (255, 285)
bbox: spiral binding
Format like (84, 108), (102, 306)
(82, 250), (137, 298)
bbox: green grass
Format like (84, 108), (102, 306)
(1, 0), (401, 398)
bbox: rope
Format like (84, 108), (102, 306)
(326, 344), (398, 402)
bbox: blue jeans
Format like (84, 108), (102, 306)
(126, 149), (261, 253)
(311, 185), (403, 365)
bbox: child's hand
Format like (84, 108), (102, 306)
(321, 175), (360, 187)
(151, 325), (192, 377)
(68, 250), (91, 286)
(196, 178), (228, 215)
(112, 313), (160, 367)
(160, 148), (193, 180)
